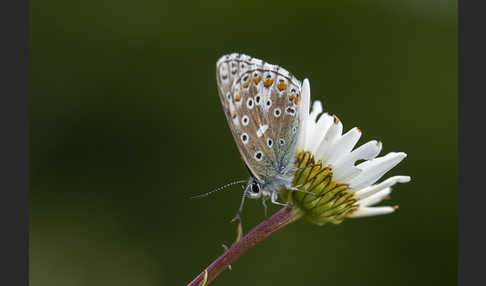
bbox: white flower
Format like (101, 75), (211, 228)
(283, 79), (410, 224)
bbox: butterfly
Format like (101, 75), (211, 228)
(214, 53), (316, 219)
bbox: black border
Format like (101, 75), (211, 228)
(458, 1), (485, 286)
(0, 0), (29, 285)
(0, 0), (480, 285)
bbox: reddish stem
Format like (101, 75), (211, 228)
(187, 205), (300, 286)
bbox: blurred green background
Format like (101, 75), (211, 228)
(30, 0), (457, 285)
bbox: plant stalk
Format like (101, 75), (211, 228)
(187, 205), (302, 286)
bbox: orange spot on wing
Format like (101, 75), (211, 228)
(289, 95), (295, 101)
(294, 95), (300, 104)
(277, 81), (288, 91)
(242, 82), (249, 88)
(253, 76), (261, 84)
(231, 110), (237, 118)
(263, 78), (274, 87)
(234, 93), (241, 101)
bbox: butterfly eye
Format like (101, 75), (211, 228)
(251, 182), (260, 193)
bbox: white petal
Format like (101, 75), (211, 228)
(307, 112), (334, 152)
(350, 206), (395, 218)
(357, 188), (391, 207)
(309, 101), (322, 121)
(315, 118), (343, 161)
(296, 79), (311, 150)
(332, 140), (382, 183)
(304, 101), (323, 149)
(326, 127), (361, 165)
(355, 176), (411, 199)
(350, 152), (407, 190)
(334, 140), (382, 168)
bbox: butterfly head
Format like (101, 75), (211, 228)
(244, 177), (263, 199)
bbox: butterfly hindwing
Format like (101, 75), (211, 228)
(216, 53), (303, 182)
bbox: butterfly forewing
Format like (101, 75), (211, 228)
(216, 53), (302, 182)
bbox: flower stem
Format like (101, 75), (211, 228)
(187, 205), (302, 286)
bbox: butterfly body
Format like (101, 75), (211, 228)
(216, 53), (308, 212)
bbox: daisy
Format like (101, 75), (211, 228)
(281, 79), (410, 225)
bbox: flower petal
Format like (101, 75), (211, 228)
(355, 175), (411, 199)
(304, 101), (323, 149)
(332, 140), (382, 183)
(349, 152), (407, 190)
(315, 117), (343, 161)
(307, 112), (334, 153)
(350, 206), (395, 218)
(326, 127), (362, 165)
(297, 79), (311, 149)
(357, 187), (391, 207)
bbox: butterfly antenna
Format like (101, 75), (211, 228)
(191, 180), (248, 200)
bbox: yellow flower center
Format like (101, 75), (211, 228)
(280, 151), (358, 225)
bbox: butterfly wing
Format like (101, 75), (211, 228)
(216, 53), (303, 182)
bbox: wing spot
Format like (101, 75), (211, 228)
(277, 81), (288, 91)
(286, 107), (296, 116)
(234, 92), (241, 102)
(294, 95), (300, 104)
(255, 95), (261, 105)
(246, 98), (254, 109)
(263, 78), (274, 87)
(273, 108), (281, 118)
(279, 138), (285, 146)
(265, 99), (272, 107)
(257, 124), (269, 137)
(252, 72), (261, 84)
(254, 151), (263, 161)
(241, 133), (249, 144)
(267, 138), (273, 148)
(242, 115), (249, 126)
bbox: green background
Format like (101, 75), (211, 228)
(31, 0), (457, 285)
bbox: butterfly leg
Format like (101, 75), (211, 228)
(287, 185), (319, 197)
(261, 197), (268, 217)
(270, 191), (287, 206)
(231, 190), (247, 223)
